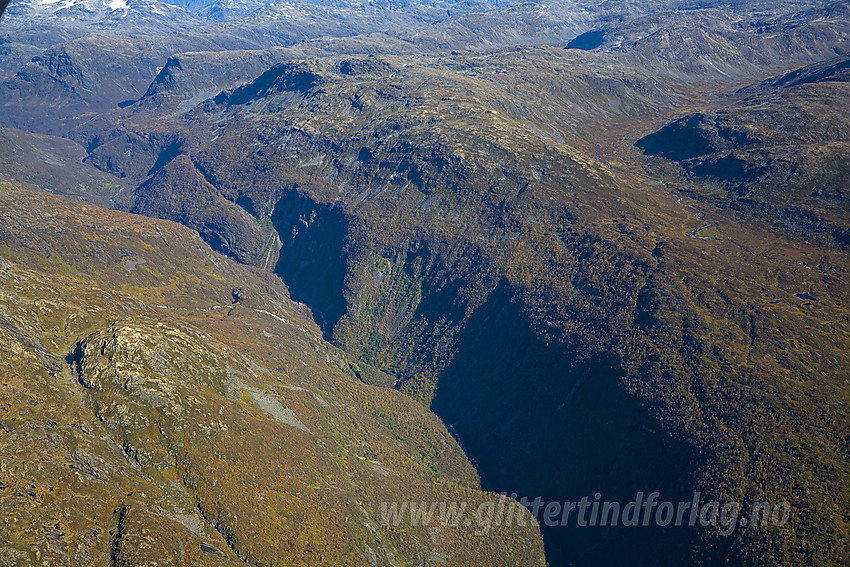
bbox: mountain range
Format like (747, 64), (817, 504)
(0, 0), (848, 565)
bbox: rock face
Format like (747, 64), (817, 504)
(271, 190), (349, 333)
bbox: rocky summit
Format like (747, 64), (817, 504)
(0, 0), (848, 565)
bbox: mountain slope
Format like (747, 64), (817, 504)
(0, 182), (546, 566)
(3, 0), (203, 32)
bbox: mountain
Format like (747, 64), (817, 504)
(0, 0), (849, 565)
(637, 55), (850, 248)
(582, 1), (850, 82)
(0, 0), (528, 131)
(63, 42), (849, 565)
(3, 0), (204, 32)
(167, 0), (271, 20)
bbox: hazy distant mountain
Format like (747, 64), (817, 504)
(3, 0), (203, 30)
